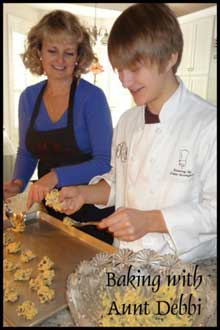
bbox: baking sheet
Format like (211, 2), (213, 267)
(3, 211), (117, 327)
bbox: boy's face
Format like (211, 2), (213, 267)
(116, 60), (173, 109)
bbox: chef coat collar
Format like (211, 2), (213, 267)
(158, 76), (185, 123)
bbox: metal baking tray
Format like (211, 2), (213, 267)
(3, 211), (117, 327)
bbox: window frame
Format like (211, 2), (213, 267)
(4, 13), (39, 147)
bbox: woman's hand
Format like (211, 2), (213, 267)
(26, 171), (58, 209)
(3, 179), (23, 201)
(97, 208), (167, 241)
(59, 186), (86, 215)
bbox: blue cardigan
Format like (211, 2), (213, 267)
(13, 78), (113, 192)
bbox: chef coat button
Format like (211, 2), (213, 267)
(156, 127), (161, 133)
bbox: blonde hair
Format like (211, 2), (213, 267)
(22, 10), (95, 77)
(108, 3), (183, 74)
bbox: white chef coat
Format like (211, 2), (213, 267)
(90, 78), (216, 263)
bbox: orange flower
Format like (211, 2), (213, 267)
(89, 60), (104, 74)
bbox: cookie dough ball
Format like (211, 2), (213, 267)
(16, 300), (38, 320)
(45, 189), (62, 212)
(14, 268), (32, 281)
(4, 287), (19, 303)
(20, 249), (36, 263)
(38, 256), (54, 271)
(6, 241), (22, 254)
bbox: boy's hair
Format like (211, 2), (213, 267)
(22, 10), (95, 77)
(108, 3), (183, 73)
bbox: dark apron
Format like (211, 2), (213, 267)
(26, 78), (114, 244)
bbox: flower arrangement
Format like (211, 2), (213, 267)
(89, 58), (104, 84)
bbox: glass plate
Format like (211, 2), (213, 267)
(66, 249), (213, 327)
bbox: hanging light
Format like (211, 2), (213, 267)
(100, 29), (109, 45)
(89, 3), (109, 46)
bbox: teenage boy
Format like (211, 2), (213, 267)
(59, 3), (216, 262)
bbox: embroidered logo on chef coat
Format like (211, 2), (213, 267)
(178, 149), (189, 168)
(116, 141), (128, 162)
(170, 148), (194, 178)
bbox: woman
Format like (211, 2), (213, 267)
(3, 10), (114, 244)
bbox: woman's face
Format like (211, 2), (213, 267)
(40, 35), (78, 82)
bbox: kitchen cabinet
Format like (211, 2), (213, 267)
(181, 75), (208, 99)
(207, 16), (217, 105)
(178, 22), (194, 75)
(178, 15), (214, 76)
(177, 7), (216, 103)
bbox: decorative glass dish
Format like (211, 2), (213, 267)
(66, 249), (214, 327)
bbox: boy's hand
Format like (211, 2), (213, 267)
(97, 208), (148, 241)
(59, 186), (85, 215)
(97, 208), (167, 241)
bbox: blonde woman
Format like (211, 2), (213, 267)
(4, 10), (114, 244)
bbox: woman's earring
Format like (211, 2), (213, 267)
(75, 62), (78, 66)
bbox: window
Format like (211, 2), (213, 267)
(82, 42), (133, 127)
(4, 14), (43, 148)
(12, 32), (28, 129)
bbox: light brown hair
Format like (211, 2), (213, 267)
(22, 10), (95, 77)
(108, 3), (183, 73)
